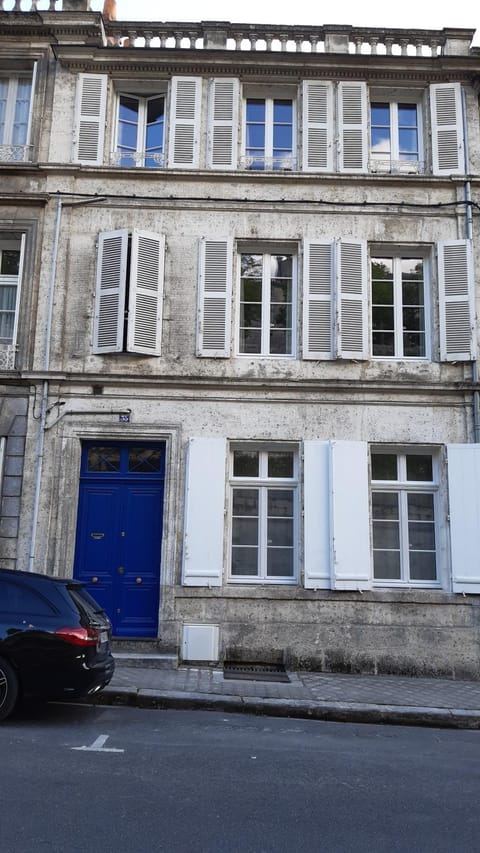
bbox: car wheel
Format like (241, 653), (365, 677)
(0, 657), (19, 722)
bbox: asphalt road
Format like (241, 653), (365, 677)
(2, 702), (479, 853)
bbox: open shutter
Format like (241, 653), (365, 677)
(430, 83), (465, 176)
(197, 238), (232, 357)
(302, 81), (334, 172)
(92, 230), (128, 354)
(304, 441), (331, 589)
(73, 73), (107, 165)
(331, 440), (371, 590)
(438, 240), (475, 361)
(182, 437), (226, 587)
(11, 233), (25, 349)
(447, 444), (480, 594)
(208, 78), (239, 169)
(302, 240), (333, 359)
(168, 77), (202, 168)
(337, 239), (368, 359)
(127, 231), (165, 356)
(338, 81), (367, 173)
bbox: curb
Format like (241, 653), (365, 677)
(92, 686), (480, 730)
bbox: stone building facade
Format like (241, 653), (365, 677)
(1, 0), (480, 676)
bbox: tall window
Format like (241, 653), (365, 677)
(370, 101), (420, 172)
(0, 76), (32, 161)
(371, 255), (427, 358)
(244, 97), (294, 170)
(115, 94), (165, 167)
(239, 252), (294, 356)
(371, 451), (438, 585)
(230, 447), (297, 583)
(0, 238), (22, 349)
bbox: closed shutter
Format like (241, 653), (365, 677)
(92, 230), (128, 353)
(302, 81), (333, 172)
(168, 77), (202, 168)
(447, 444), (480, 594)
(73, 73), (107, 165)
(302, 240), (333, 359)
(438, 240), (474, 361)
(127, 231), (165, 356)
(430, 83), (465, 176)
(182, 437), (226, 587)
(197, 238), (233, 357)
(338, 81), (367, 173)
(330, 440), (371, 590)
(303, 441), (331, 589)
(337, 240), (368, 359)
(208, 78), (239, 169)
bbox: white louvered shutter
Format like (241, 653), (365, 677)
(430, 83), (465, 176)
(168, 77), (202, 168)
(73, 73), (107, 165)
(182, 437), (226, 587)
(93, 230), (128, 354)
(337, 240), (368, 359)
(338, 81), (368, 173)
(208, 78), (239, 169)
(197, 238), (232, 357)
(303, 441), (331, 589)
(330, 441), (371, 590)
(302, 240), (333, 359)
(302, 81), (334, 172)
(447, 444), (480, 594)
(438, 240), (475, 361)
(127, 231), (165, 356)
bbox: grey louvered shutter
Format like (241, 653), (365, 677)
(197, 238), (232, 357)
(73, 73), (107, 165)
(302, 81), (333, 172)
(93, 230), (128, 353)
(338, 81), (368, 173)
(337, 240), (368, 359)
(438, 240), (475, 361)
(208, 78), (239, 169)
(168, 77), (202, 168)
(127, 231), (165, 356)
(430, 83), (465, 176)
(302, 240), (333, 359)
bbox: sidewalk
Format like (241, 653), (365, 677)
(93, 657), (480, 729)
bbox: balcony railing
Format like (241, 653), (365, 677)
(0, 144), (32, 163)
(110, 150), (166, 168)
(0, 345), (17, 370)
(239, 155), (297, 172)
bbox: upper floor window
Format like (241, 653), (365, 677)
(115, 93), (165, 168)
(0, 76), (33, 162)
(370, 101), (421, 173)
(238, 251), (295, 356)
(0, 236), (24, 368)
(244, 97), (294, 171)
(371, 255), (427, 358)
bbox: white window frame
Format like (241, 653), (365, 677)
(241, 87), (297, 171)
(0, 234), (25, 367)
(228, 444), (298, 585)
(235, 243), (297, 358)
(370, 246), (431, 361)
(369, 90), (424, 175)
(0, 72), (35, 162)
(113, 90), (167, 168)
(370, 447), (441, 589)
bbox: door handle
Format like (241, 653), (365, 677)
(91, 576), (98, 584)
(118, 566), (124, 574)
(136, 577), (142, 584)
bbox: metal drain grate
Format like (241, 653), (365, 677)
(223, 661), (290, 683)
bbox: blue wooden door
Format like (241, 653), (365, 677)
(73, 443), (165, 637)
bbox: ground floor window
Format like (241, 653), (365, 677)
(229, 445), (297, 583)
(371, 450), (438, 586)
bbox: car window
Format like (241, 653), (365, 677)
(68, 586), (106, 619)
(0, 580), (57, 616)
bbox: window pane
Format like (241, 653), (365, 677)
(408, 521), (436, 551)
(399, 129), (418, 156)
(371, 454), (397, 480)
(273, 100), (292, 123)
(373, 551), (401, 580)
(232, 517), (258, 546)
(373, 520), (400, 550)
(232, 488), (258, 515)
(0, 250), (20, 276)
(371, 104), (390, 125)
(87, 446), (121, 472)
(268, 489), (294, 516)
(241, 254), (263, 278)
(372, 258), (393, 280)
(0, 285), (17, 311)
(398, 104), (418, 127)
(406, 455), (433, 481)
(241, 303), (262, 328)
(267, 548), (294, 577)
(372, 280), (394, 304)
(246, 100), (265, 122)
(372, 332), (395, 357)
(372, 491), (399, 519)
(241, 279), (262, 302)
(409, 551), (436, 581)
(403, 306), (424, 332)
(239, 328), (261, 353)
(407, 492), (434, 521)
(119, 96), (139, 123)
(128, 448), (162, 473)
(268, 518), (293, 547)
(371, 128), (391, 154)
(233, 452), (259, 477)
(246, 125), (265, 149)
(268, 452), (294, 478)
(372, 306), (394, 331)
(403, 332), (425, 357)
(12, 81), (31, 145)
(231, 547), (258, 575)
(271, 254), (292, 278)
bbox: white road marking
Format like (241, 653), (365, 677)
(71, 734), (124, 753)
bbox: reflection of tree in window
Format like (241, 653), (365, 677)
(240, 253), (293, 355)
(371, 256), (425, 357)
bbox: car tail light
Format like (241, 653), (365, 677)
(55, 626), (100, 647)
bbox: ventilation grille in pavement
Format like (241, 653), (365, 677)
(223, 661), (290, 683)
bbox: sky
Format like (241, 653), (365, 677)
(89, 0), (479, 43)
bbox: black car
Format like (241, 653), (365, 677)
(0, 568), (115, 721)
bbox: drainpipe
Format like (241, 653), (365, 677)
(28, 195), (105, 572)
(461, 89), (479, 443)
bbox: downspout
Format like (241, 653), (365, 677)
(461, 88), (479, 442)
